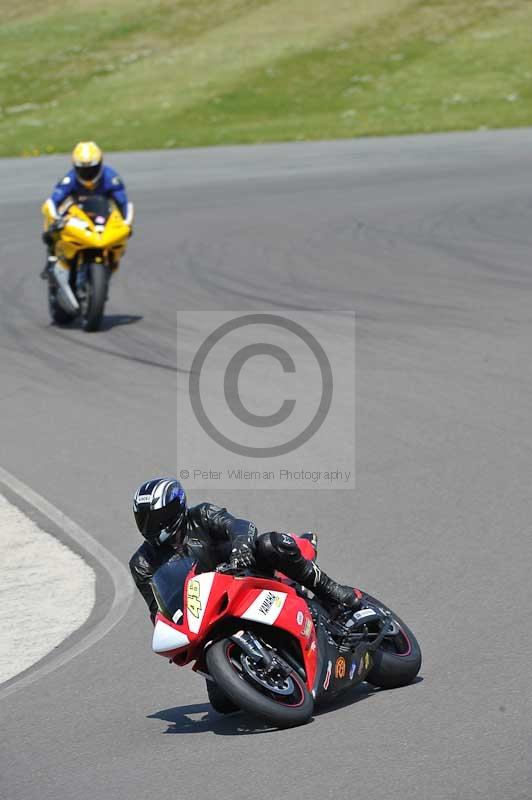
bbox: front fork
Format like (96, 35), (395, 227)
(231, 630), (276, 669)
(229, 630), (301, 679)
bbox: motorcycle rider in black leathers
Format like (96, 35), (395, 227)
(129, 478), (360, 623)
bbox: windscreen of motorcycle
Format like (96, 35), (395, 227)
(151, 556), (196, 622)
(76, 194), (112, 223)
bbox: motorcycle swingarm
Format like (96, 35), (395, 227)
(328, 607), (397, 652)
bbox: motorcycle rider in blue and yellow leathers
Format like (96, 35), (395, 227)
(41, 141), (134, 277)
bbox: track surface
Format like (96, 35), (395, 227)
(1, 131), (532, 800)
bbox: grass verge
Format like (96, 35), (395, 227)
(0, 0), (531, 156)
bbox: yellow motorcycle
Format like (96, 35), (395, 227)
(42, 194), (131, 331)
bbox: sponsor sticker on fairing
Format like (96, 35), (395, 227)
(186, 579), (202, 618)
(354, 608), (378, 621)
(241, 590), (287, 625)
(335, 657), (346, 679)
(296, 610), (304, 626)
(358, 650), (371, 675)
(258, 591), (282, 615)
(301, 617), (313, 638)
(349, 661), (357, 680)
(186, 572), (215, 633)
(323, 660), (332, 690)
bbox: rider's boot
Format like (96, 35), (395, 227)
(301, 561), (361, 611)
(257, 532), (360, 612)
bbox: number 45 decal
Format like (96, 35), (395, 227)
(187, 579), (202, 618)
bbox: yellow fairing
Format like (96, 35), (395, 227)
(41, 200), (130, 270)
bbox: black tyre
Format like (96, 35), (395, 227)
(206, 679), (239, 714)
(48, 284), (75, 326)
(363, 593), (422, 690)
(81, 263), (107, 332)
(206, 637), (314, 729)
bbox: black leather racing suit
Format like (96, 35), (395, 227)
(129, 502), (353, 621)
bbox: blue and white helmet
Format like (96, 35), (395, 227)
(133, 478), (187, 546)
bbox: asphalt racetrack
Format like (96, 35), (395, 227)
(1, 130), (532, 800)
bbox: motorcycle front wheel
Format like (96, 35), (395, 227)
(80, 263), (108, 332)
(205, 679), (239, 715)
(206, 637), (314, 728)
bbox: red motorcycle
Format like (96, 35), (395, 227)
(151, 535), (421, 728)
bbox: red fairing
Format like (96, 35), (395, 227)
(291, 534), (317, 561)
(231, 582), (318, 690)
(152, 565), (319, 690)
(280, 599), (318, 689)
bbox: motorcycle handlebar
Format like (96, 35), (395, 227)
(215, 562), (234, 574)
(215, 562), (258, 577)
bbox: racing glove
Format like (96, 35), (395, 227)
(51, 216), (66, 232)
(230, 540), (256, 571)
(43, 217), (65, 241)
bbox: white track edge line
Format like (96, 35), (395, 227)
(0, 465), (134, 701)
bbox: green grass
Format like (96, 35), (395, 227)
(0, 0), (531, 156)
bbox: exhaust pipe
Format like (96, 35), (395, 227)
(53, 262), (79, 315)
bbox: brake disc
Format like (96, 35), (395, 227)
(240, 654), (295, 696)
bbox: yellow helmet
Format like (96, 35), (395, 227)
(72, 141), (103, 189)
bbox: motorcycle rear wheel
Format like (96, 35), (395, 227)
(206, 637), (314, 728)
(363, 593), (422, 690)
